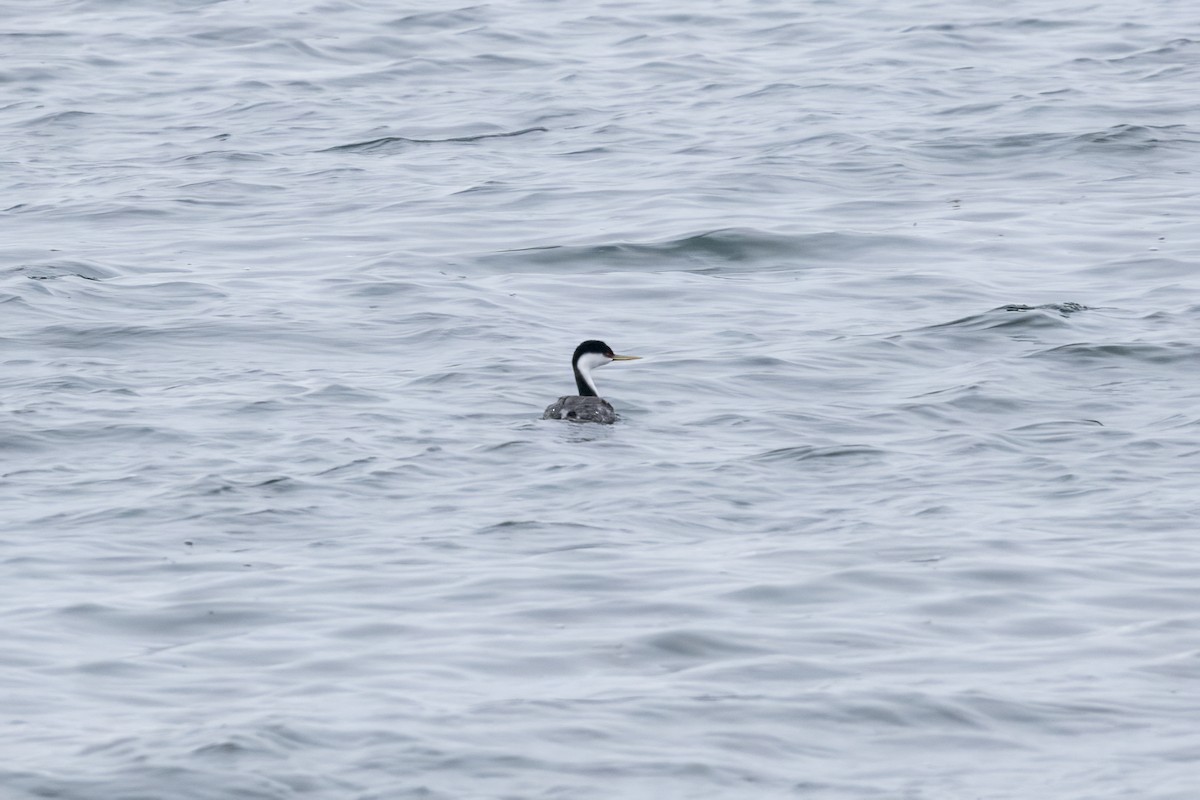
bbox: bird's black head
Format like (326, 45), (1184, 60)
(573, 340), (614, 363)
(567, 339), (640, 397)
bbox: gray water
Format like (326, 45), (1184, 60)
(3, 1), (1200, 797)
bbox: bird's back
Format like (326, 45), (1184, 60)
(542, 395), (617, 424)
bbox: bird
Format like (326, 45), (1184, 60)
(542, 340), (641, 424)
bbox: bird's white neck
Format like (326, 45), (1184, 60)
(573, 351), (610, 397)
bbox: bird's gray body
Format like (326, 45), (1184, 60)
(542, 340), (638, 424)
(542, 395), (617, 424)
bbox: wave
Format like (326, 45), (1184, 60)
(322, 126), (548, 153)
(901, 18), (1081, 33)
(913, 303), (1090, 335)
(6, 260), (118, 282)
(917, 124), (1196, 159)
(1028, 341), (1200, 364)
(480, 227), (932, 273)
(749, 444), (885, 463)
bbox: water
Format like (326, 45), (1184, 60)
(3, 1), (1200, 797)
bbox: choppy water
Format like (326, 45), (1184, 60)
(3, 1), (1200, 798)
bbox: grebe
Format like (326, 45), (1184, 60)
(542, 340), (640, 424)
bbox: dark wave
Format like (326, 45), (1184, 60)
(1072, 123), (1197, 150)
(1106, 38), (1198, 65)
(7, 261), (118, 281)
(902, 18), (1081, 34)
(481, 228), (932, 273)
(750, 445), (885, 463)
(18, 109), (99, 128)
(385, 7), (490, 31)
(322, 126), (548, 153)
(918, 124), (1196, 159)
(915, 303), (1090, 334)
(1028, 341), (1200, 364)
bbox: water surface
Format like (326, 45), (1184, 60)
(3, 1), (1200, 798)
